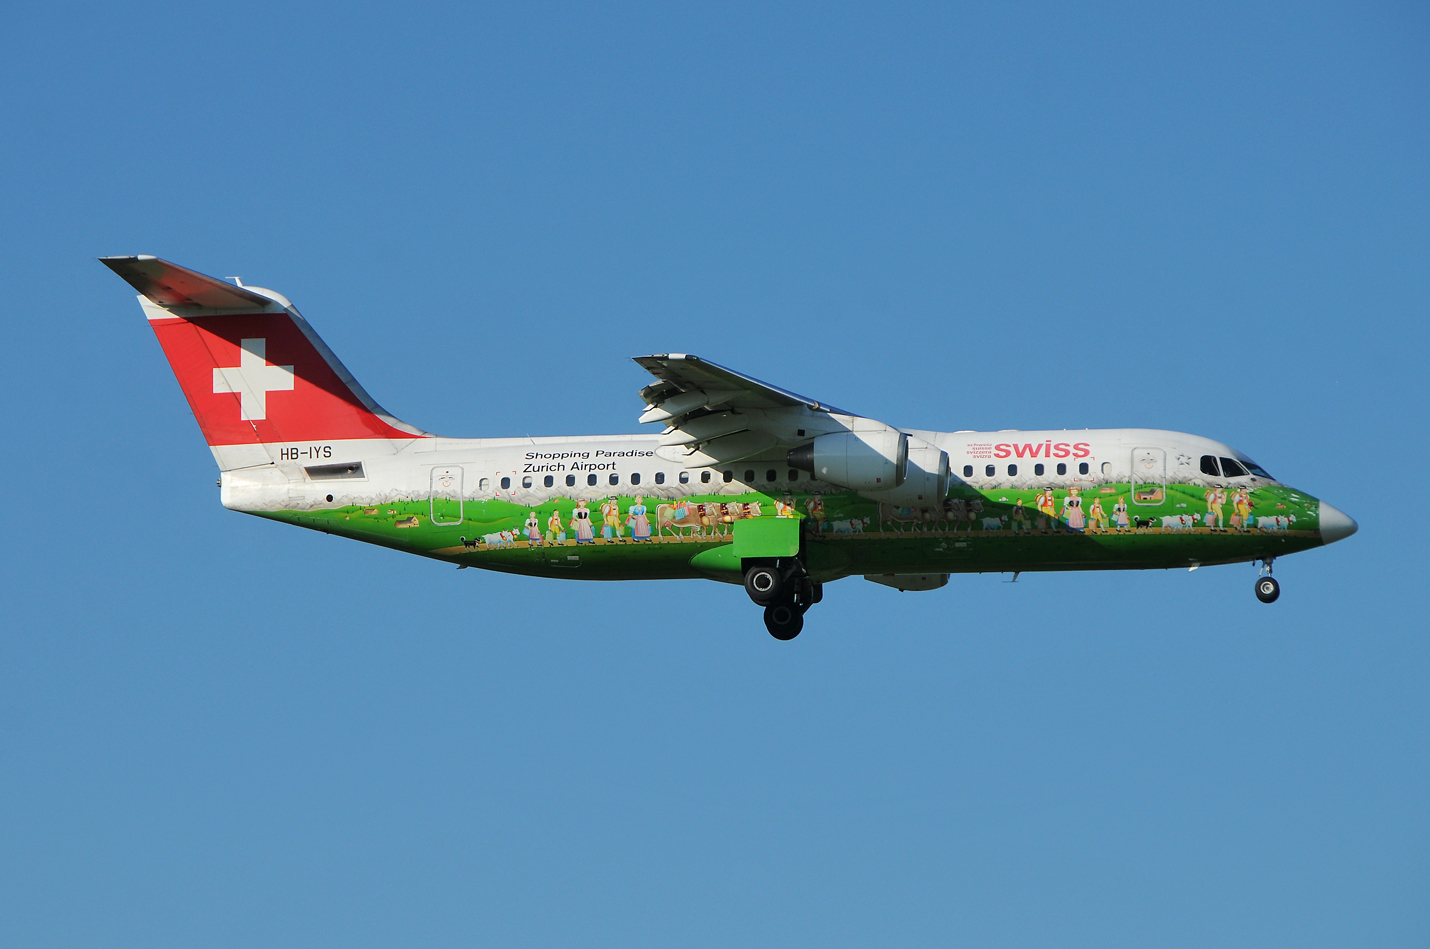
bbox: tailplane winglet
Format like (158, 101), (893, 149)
(99, 255), (274, 310)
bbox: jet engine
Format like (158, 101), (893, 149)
(787, 428), (908, 490)
(885, 439), (950, 504)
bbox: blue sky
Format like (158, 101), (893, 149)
(1, 3), (1427, 946)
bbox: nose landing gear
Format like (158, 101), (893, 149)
(1255, 559), (1280, 603)
(745, 559), (821, 640)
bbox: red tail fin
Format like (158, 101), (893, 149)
(102, 256), (426, 460)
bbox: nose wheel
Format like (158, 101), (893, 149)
(1255, 559), (1280, 603)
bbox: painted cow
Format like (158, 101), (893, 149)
(941, 497), (984, 533)
(881, 504), (938, 533)
(1254, 514), (1297, 531)
(656, 500), (763, 539)
(1160, 514), (1197, 531)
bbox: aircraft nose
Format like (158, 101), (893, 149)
(1319, 501), (1358, 545)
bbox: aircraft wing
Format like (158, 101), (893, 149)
(632, 353), (861, 467)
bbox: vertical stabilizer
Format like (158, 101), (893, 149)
(101, 256), (428, 470)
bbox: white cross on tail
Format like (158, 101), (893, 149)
(212, 338), (294, 420)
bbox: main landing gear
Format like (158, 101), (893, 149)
(745, 559), (822, 640)
(1255, 559), (1280, 603)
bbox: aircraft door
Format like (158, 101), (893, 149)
(430, 466), (463, 525)
(1131, 448), (1165, 505)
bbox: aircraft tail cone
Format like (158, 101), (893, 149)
(1318, 501), (1358, 545)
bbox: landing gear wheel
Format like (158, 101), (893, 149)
(764, 601), (804, 640)
(1255, 576), (1280, 603)
(744, 564), (783, 605)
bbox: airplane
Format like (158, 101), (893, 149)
(101, 255), (1358, 640)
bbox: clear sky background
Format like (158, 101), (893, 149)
(1, 3), (1426, 946)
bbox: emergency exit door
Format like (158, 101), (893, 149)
(430, 467), (463, 525)
(1131, 448), (1165, 505)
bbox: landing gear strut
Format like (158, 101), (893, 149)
(1255, 559), (1280, 603)
(745, 559), (821, 640)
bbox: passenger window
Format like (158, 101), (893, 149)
(1078, 462), (1089, 475)
(522, 475), (533, 488)
(479, 477), (491, 491)
(1034, 463), (1044, 476)
(1200, 455), (1220, 477)
(1056, 462), (1067, 476)
(701, 471), (711, 483)
(1007, 464), (1017, 476)
(788, 470), (799, 481)
(587, 474), (598, 486)
(500, 477), (511, 489)
(963, 465), (974, 478)
(1220, 457), (1248, 477)
(723, 470), (733, 483)
(543, 475), (554, 488)
(766, 469), (777, 482)
(985, 465), (995, 478)
(1101, 462), (1111, 475)
(680, 471), (690, 484)
(744, 469), (755, 483)
(566, 474), (575, 487)
(633, 473), (642, 485)
(655, 471), (665, 485)
(609, 473), (620, 485)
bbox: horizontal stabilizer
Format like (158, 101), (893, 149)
(99, 255), (274, 309)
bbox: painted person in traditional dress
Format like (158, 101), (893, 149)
(805, 492), (826, 533)
(572, 499), (596, 544)
(775, 492), (796, 518)
(547, 507), (565, 543)
(1112, 495), (1131, 532)
(1061, 486), (1086, 531)
(1232, 487), (1253, 531)
(1009, 498), (1031, 534)
(1204, 485), (1225, 531)
(1036, 487), (1058, 533)
(627, 495), (651, 541)
(1088, 496), (1108, 532)
(525, 510), (543, 545)
(600, 497), (622, 542)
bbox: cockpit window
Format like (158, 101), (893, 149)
(1243, 460), (1274, 479)
(1219, 457), (1248, 477)
(1200, 455), (1220, 477)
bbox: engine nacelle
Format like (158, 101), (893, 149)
(902, 440), (951, 502)
(858, 437), (949, 506)
(787, 428), (907, 490)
